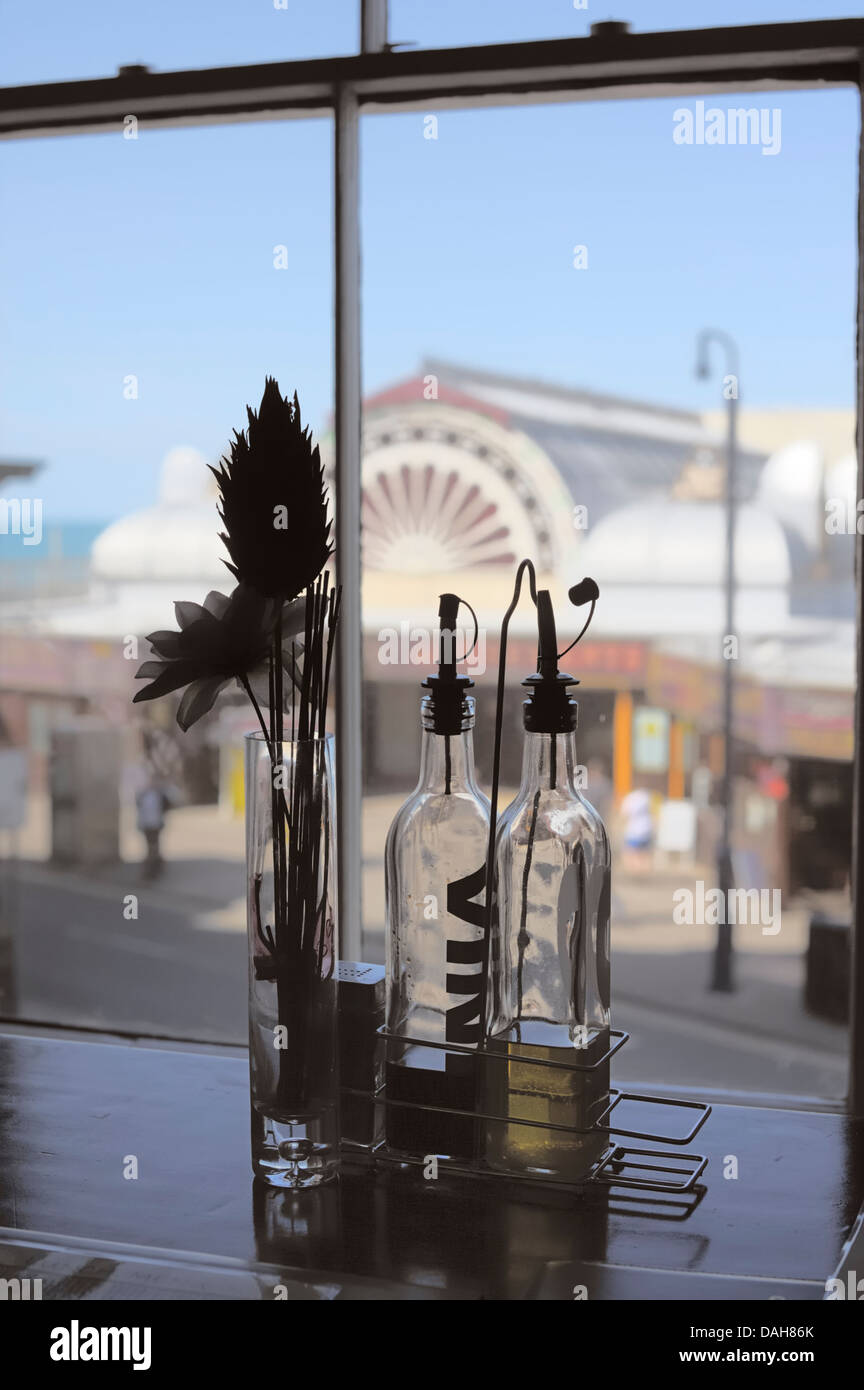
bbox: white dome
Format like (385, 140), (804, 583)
(825, 452), (857, 509)
(158, 446), (217, 506)
(582, 500), (791, 587)
(756, 440), (824, 548)
(91, 447), (226, 584)
(758, 440), (823, 503)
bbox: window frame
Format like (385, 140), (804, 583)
(2, 7), (862, 1111)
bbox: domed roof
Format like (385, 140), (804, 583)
(581, 499), (791, 587)
(157, 446), (218, 506)
(756, 440), (825, 548)
(825, 452), (856, 507)
(758, 439), (823, 504)
(91, 447), (227, 584)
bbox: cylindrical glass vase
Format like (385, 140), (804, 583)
(245, 732), (339, 1188)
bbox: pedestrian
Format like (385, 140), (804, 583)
(620, 786), (655, 873)
(136, 776), (168, 880)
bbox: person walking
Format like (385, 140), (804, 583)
(620, 786), (655, 873)
(136, 776), (168, 880)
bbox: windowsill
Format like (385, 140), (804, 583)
(1, 1027), (862, 1300)
(0, 1018), (847, 1110)
(0, 1017), (246, 1057)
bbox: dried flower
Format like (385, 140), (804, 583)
(211, 378), (333, 600)
(133, 585), (291, 731)
(244, 598), (306, 712)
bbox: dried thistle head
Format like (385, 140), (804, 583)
(211, 378), (333, 601)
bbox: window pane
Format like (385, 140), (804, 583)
(0, 0), (358, 85)
(0, 119), (333, 1042)
(360, 89), (857, 1100)
(389, 0), (864, 50)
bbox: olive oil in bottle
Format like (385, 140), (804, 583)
(486, 591), (612, 1182)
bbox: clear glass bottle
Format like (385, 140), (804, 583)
(385, 600), (490, 1160)
(486, 657), (612, 1183)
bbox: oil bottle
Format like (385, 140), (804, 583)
(486, 588), (612, 1182)
(384, 594), (490, 1160)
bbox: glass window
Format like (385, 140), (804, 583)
(389, 0), (864, 51)
(0, 118), (332, 1042)
(359, 89), (858, 1101)
(1, 18), (859, 1100)
(0, 0), (359, 86)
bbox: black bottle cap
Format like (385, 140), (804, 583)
(522, 589), (579, 733)
(421, 592), (474, 735)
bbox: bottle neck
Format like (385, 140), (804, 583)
(417, 726), (478, 795)
(518, 730), (581, 796)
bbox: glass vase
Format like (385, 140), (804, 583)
(245, 731), (339, 1188)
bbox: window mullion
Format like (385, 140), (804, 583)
(334, 84), (364, 963)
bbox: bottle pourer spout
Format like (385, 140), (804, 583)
(537, 590), (560, 681)
(437, 591), (462, 678)
(421, 591), (477, 734)
(522, 589), (579, 733)
(568, 577), (600, 608)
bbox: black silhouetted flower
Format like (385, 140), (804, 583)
(133, 585), (299, 731)
(211, 378), (333, 600)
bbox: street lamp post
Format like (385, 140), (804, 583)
(695, 328), (740, 993)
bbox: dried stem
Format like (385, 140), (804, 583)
(245, 579), (341, 1115)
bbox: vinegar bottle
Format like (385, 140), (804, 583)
(487, 591), (611, 1182)
(385, 595), (490, 1160)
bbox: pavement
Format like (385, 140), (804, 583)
(3, 792), (848, 1098)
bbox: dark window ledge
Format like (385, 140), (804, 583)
(0, 1029), (862, 1300)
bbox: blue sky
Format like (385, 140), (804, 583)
(0, 1), (859, 521)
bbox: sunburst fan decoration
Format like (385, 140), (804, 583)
(362, 463), (514, 571)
